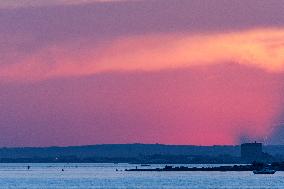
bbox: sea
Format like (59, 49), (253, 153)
(0, 163), (283, 189)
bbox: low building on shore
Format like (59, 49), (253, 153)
(241, 142), (262, 162)
(241, 142), (275, 163)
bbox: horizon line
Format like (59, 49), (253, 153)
(1, 143), (283, 149)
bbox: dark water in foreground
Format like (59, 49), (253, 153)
(0, 163), (283, 189)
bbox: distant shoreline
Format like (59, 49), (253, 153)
(0, 144), (283, 163)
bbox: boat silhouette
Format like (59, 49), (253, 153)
(253, 168), (276, 174)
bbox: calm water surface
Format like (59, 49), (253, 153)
(0, 163), (283, 189)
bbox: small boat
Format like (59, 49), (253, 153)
(253, 168), (276, 174)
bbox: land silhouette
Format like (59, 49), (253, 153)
(0, 144), (283, 163)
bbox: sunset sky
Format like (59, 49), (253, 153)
(1, 0), (284, 147)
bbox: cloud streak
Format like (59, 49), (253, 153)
(0, 0), (124, 9)
(1, 28), (284, 82)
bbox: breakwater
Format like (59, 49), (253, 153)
(125, 162), (284, 172)
(125, 165), (253, 171)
